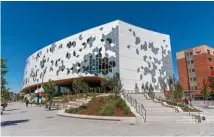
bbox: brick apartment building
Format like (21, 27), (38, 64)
(176, 45), (214, 96)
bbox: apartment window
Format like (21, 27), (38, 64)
(190, 52), (193, 56)
(207, 49), (210, 54)
(193, 77), (196, 81)
(211, 67), (214, 70)
(190, 78), (192, 81)
(191, 60), (194, 64)
(186, 53), (189, 56)
(189, 69), (191, 73)
(209, 58), (212, 62)
(195, 86), (197, 90)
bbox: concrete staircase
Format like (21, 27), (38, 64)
(128, 94), (197, 123)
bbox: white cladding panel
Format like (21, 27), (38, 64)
(118, 21), (173, 92)
(22, 21), (120, 89)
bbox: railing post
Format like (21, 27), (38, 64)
(188, 105), (190, 116)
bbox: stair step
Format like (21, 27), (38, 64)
(139, 109), (175, 112)
(146, 117), (194, 120)
(146, 120), (195, 123)
(145, 112), (189, 116)
(146, 118), (195, 122)
(125, 94), (197, 124)
(147, 121), (196, 123)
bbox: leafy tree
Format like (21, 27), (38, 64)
(101, 78), (109, 93)
(208, 76), (214, 94)
(29, 93), (35, 104)
(167, 76), (174, 91)
(141, 83), (145, 92)
(72, 76), (89, 94)
(110, 73), (122, 97)
(100, 73), (122, 97)
(103, 73), (122, 97)
(148, 84), (154, 99)
(160, 79), (167, 92)
(134, 83), (139, 93)
(1, 58), (11, 102)
(149, 84), (154, 93)
(201, 79), (210, 100)
(174, 82), (184, 101)
(166, 76), (175, 101)
(145, 82), (149, 93)
(44, 80), (56, 110)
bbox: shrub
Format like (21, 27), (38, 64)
(123, 106), (130, 114)
(63, 98), (68, 103)
(108, 95), (115, 101)
(94, 107), (101, 112)
(100, 102), (115, 116)
(99, 97), (106, 104)
(86, 93), (89, 97)
(65, 107), (81, 114)
(68, 95), (73, 101)
(116, 98), (130, 114)
(41, 100), (46, 105)
(79, 104), (87, 109)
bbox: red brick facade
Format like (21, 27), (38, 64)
(194, 53), (214, 89)
(177, 58), (189, 90)
(176, 45), (214, 95)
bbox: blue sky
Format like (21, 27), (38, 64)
(2, 1), (214, 93)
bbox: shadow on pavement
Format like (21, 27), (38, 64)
(46, 116), (54, 118)
(1, 113), (17, 115)
(20, 111), (28, 113)
(5, 109), (20, 111)
(44, 109), (58, 111)
(1, 119), (30, 127)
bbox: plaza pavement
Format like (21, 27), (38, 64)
(1, 103), (214, 136)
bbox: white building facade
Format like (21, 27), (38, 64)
(22, 20), (173, 93)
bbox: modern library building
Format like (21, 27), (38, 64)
(21, 20), (173, 95)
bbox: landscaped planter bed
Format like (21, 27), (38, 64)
(180, 107), (201, 112)
(65, 95), (134, 117)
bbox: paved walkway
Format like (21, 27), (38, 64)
(1, 103), (214, 136)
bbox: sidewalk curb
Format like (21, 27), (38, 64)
(57, 109), (136, 121)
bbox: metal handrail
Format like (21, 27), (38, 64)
(155, 96), (179, 113)
(122, 93), (147, 123)
(189, 103), (201, 123)
(142, 91), (148, 100)
(142, 92), (148, 100)
(140, 104), (147, 123)
(157, 97), (201, 122)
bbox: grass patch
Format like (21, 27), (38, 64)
(65, 95), (134, 117)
